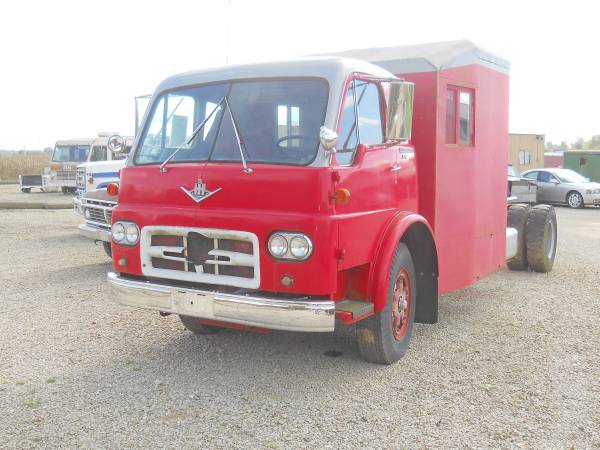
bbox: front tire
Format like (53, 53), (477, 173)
(525, 204), (557, 273)
(567, 191), (584, 208)
(102, 241), (112, 258)
(21, 188), (31, 193)
(179, 315), (221, 334)
(357, 242), (416, 364)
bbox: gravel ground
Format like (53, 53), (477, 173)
(0, 184), (74, 206)
(1, 207), (599, 448)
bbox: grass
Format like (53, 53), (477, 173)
(46, 377), (58, 384)
(22, 400), (42, 409)
(0, 152), (50, 183)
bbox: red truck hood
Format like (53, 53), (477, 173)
(118, 163), (333, 214)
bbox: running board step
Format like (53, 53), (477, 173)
(335, 300), (374, 324)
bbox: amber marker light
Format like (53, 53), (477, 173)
(107, 183), (119, 197)
(333, 188), (351, 205)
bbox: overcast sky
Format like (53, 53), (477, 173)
(0, 0), (597, 150)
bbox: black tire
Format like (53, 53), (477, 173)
(566, 191), (584, 209)
(525, 204), (557, 273)
(21, 188), (31, 193)
(506, 203), (531, 271)
(179, 315), (221, 334)
(102, 241), (112, 258)
(356, 242), (416, 364)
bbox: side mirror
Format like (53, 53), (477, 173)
(107, 134), (126, 154)
(381, 80), (414, 141)
(320, 126), (338, 153)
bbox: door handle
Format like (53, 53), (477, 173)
(390, 165), (402, 172)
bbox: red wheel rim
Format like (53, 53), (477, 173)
(391, 268), (412, 341)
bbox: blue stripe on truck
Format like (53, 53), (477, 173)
(92, 171), (119, 178)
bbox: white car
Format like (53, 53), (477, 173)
(521, 168), (600, 208)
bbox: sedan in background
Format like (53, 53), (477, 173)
(521, 168), (600, 208)
(508, 165), (537, 204)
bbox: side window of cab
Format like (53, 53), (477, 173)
(336, 79), (384, 166)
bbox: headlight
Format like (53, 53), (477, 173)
(84, 209), (91, 220)
(112, 222), (125, 243)
(289, 236), (312, 259)
(268, 232), (313, 261)
(125, 223), (139, 244)
(268, 234), (288, 257)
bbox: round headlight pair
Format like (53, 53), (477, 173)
(84, 208), (91, 220)
(268, 233), (313, 260)
(112, 221), (139, 245)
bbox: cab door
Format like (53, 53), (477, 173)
(332, 77), (407, 271)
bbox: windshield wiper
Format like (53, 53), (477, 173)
(223, 97), (252, 174)
(159, 97), (225, 173)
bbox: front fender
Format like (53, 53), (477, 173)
(368, 211), (437, 314)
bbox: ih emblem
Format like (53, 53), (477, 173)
(180, 179), (222, 204)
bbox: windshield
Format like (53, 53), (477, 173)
(52, 145), (90, 162)
(555, 169), (589, 183)
(135, 78), (328, 166)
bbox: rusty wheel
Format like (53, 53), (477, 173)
(391, 268), (412, 341)
(357, 242), (416, 364)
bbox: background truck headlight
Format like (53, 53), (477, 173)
(268, 232), (313, 260)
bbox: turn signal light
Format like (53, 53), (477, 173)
(333, 188), (351, 205)
(107, 183), (119, 197)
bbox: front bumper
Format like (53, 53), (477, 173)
(79, 223), (111, 242)
(107, 272), (336, 332)
(582, 192), (600, 205)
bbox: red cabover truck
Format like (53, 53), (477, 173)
(106, 41), (557, 364)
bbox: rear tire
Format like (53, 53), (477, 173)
(21, 188), (31, 193)
(567, 191), (584, 208)
(102, 241), (112, 258)
(506, 203), (531, 271)
(525, 204), (557, 273)
(357, 242), (416, 364)
(179, 315), (221, 334)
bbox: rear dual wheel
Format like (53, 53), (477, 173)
(525, 204), (557, 272)
(507, 203), (557, 273)
(357, 242), (416, 364)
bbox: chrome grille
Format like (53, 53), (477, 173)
(82, 198), (116, 228)
(56, 170), (77, 181)
(141, 226), (260, 289)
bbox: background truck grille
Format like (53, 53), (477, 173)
(56, 170), (77, 181)
(82, 198), (116, 228)
(141, 226), (260, 289)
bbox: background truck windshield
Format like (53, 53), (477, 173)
(52, 145), (90, 162)
(135, 78), (328, 166)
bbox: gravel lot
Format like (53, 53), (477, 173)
(1, 206), (599, 448)
(0, 184), (74, 207)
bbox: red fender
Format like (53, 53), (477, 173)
(368, 211), (436, 312)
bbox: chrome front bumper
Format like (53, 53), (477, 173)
(79, 223), (111, 242)
(582, 192), (600, 205)
(107, 272), (336, 332)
